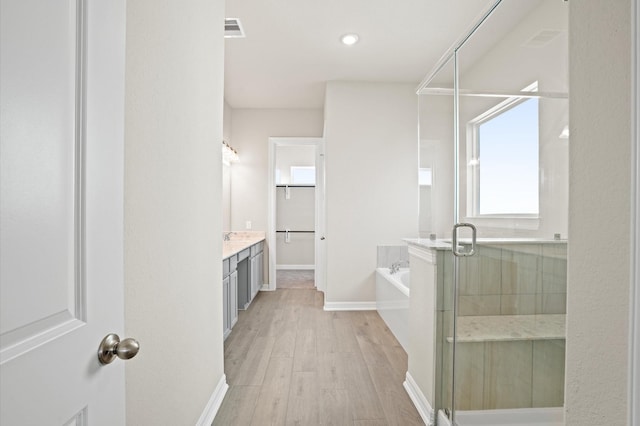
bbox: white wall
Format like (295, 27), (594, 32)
(223, 101), (233, 231)
(124, 0), (225, 424)
(229, 109), (323, 282)
(566, 1), (633, 424)
(324, 82), (419, 304)
(459, 1), (569, 239)
(275, 145), (316, 184)
(419, 94), (455, 238)
(230, 109), (324, 232)
(420, 2), (569, 239)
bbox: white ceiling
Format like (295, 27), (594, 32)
(223, 0), (497, 109)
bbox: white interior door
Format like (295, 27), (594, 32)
(0, 0), (128, 424)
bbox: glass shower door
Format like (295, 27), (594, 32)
(451, 1), (569, 424)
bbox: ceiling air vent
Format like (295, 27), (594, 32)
(225, 18), (245, 38)
(523, 29), (562, 48)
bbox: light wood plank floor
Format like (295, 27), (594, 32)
(276, 270), (315, 289)
(213, 288), (424, 426)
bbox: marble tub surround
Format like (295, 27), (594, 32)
(404, 238), (452, 251)
(222, 231), (265, 259)
(377, 244), (409, 268)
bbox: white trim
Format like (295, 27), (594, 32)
(276, 264), (315, 270)
(323, 301), (376, 311)
(195, 374), (228, 426)
(403, 372), (435, 426)
(408, 245), (437, 264)
(268, 137), (325, 292)
(631, 0), (639, 424)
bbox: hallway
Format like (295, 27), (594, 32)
(213, 288), (423, 425)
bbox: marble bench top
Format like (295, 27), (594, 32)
(447, 314), (566, 343)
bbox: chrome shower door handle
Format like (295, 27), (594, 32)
(452, 223), (477, 257)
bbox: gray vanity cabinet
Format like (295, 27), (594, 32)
(223, 239), (265, 339)
(249, 242), (264, 301)
(222, 256), (238, 340)
(237, 241), (264, 310)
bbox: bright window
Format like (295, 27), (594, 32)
(419, 168), (432, 186)
(469, 86), (539, 216)
(290, 166), (315, 185)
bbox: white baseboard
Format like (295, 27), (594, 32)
(323, 301), (376, 311)
(403, 372), (435, 426)
(195, 374), (228, 426)
(276, 264), (315, 270)
(438, 409), (451, 426)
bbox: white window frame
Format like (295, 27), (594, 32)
(466, 82), (540, 220)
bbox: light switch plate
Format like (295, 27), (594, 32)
(245, 221), (252, 230)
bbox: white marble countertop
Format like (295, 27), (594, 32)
(447, 314), (566, 343)
(404, 238), (452, 250)
(222, 231), (265, 260)
(404, 237), (567, 252)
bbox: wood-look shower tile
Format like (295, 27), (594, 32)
(454, 342), (485, 411)
(483, 341), (533, 409)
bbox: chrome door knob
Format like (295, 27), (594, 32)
(98, 333), (140, 365)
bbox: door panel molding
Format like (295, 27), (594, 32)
(0, 0), (88, 363)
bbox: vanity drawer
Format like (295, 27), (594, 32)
(250, 241), (264, 257)
(223, 258), (230, 277)
(237, 248), (250, 261)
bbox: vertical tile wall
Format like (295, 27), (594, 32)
(457, 243), (567, 316)
(438, 242), (567, 411)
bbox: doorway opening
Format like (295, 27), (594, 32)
(267, 137), (326, 293)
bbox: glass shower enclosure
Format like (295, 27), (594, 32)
(418, 1), (568, 424)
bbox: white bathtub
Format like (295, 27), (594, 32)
(375, 267), (410, 351)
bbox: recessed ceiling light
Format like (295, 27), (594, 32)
(340, 33), (359, 46)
